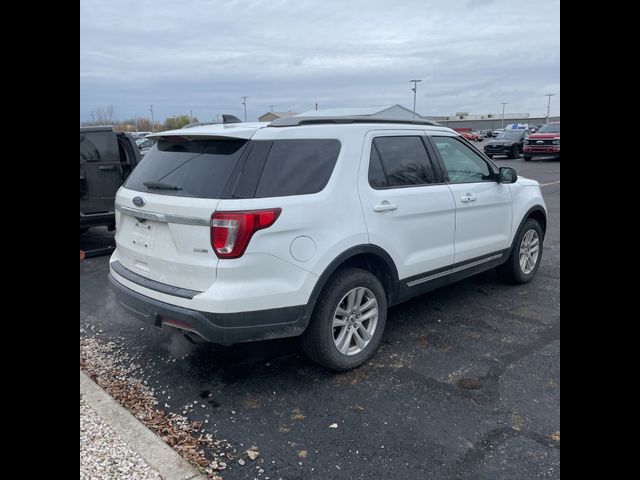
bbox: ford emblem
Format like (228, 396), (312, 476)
(133, 196), (146, 207)
(536, 140), (544, 144)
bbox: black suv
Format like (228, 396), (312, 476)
(483, 130), (527, 159)
(80, 126), (141, 232)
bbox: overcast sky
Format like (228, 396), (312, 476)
(80, 0), (559, 123)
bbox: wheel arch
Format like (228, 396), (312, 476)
(511, 205), (547, 252)
(306, 245), (400, 320)
(524, 205), (547, 238)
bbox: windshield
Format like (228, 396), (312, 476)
(497, 131), (523, 139)
(538, 123), (560, 133)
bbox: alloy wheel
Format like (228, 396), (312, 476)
(332, 287), (378, 356)
(519, 229), (540, 274)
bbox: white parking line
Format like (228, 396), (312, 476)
(540, 180), (560, 187)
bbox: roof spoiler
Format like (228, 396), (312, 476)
(222, 114), (242, 124)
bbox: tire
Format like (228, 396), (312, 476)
(511, 145), (520, 158)
(80, 228), (89, 234)
(300, 267), (387, 371)
(497, 218), (543, 284)
(523, 155), (532, 161)
(486, 153), (493, 159)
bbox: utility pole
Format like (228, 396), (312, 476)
(315, 102), (318, 111)
(90, 111), (95, 124)
(501, 102), (507, 128)
(545, 93), (555, 122)
(149, 104), (155, 132)
(190, 109), (193, 120)
(241, 96), (248, 122)
(269, 105), (274, 112)
(410, 80), (422, 119)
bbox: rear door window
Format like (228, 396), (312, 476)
(370, 136), (437, 188)
(124, 139), (248, 198)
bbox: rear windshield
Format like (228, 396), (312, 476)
(124, 139), (248, 198)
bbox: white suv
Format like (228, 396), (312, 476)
(109, 116), (547, 371)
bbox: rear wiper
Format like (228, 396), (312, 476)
(143, 181), (182, 190)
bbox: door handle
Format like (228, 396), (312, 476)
(373, 202), (398, 212)
(460, 193), (476, 203)
(99, 165), (116, 171)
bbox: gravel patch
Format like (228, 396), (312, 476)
(81, 398), (161, 480)
(80, 336), (236, 479)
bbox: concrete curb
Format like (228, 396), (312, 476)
(80, 370), (207, 480)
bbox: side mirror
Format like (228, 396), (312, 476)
(498, 167), (517, 183)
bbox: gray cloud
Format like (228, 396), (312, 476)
(80, 0), (560, 122)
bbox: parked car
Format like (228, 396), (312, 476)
(135, 137), (156, 157)
(504, 123), (530, 131)
(523, 122), (560, 161)
(492, 128), (505, 137)
(471, 131), (484, 141)
(483, 130), (528, 159)
(459, 131), (481, 142)
(482, 129), (494, 138)
(131, 131), (152, 138)
(80, 126), (141, 232)
(109, 116), (547, 371)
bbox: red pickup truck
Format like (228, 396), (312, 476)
(523, 122), (560, 161)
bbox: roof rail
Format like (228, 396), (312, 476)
(268, 115), (441, 127)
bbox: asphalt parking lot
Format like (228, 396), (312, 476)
(80, 156), (560, 479)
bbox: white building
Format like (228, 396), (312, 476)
(298, 104), (427, 120)
(258, 111), (298, 122)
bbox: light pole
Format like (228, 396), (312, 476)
(149, 104), (155, 132)
(501, 102), (507, 128)
(241, 96), (248, 122)
(545, 94), (555, 122)
(269, 105), (275, 112)
(410, 80), (422, 119)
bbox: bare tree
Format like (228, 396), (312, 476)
(94, 105), (115, 124)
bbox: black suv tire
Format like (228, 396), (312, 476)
(497, 218), (543, 284)
(301, 267), (387, 371)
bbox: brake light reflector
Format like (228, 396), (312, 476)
(210, 208), (281, 258)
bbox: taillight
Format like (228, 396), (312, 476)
(210, 208), (281, 259)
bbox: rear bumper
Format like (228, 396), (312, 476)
(109, 273), (309, 345)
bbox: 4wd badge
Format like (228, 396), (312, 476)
(133, 196), (146, 207)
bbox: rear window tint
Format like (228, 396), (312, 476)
(368, 146), (388, 188)
(373, 136), (436, 187)
(254, 139), (340, 197)
(123, 139), (248, 198)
